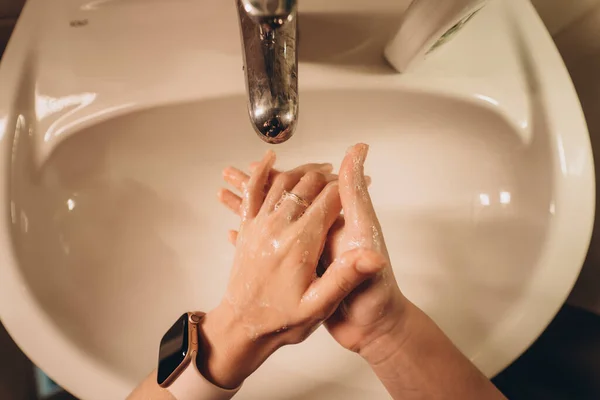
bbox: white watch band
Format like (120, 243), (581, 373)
(167, 353), (240, 400)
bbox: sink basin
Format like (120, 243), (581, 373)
(0, 0), (594, 399)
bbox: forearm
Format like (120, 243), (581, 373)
(361, 302), (506, 400)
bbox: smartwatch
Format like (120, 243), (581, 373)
(157, 312), (239, 400)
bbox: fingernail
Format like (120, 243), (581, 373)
(324, 173), (339, 182)
(356, 252), (386, 274)
(263, 150), (276, 168)
(264, 149), (275, 161)
(319, 163), (334, 173)
(222, 167), (235, 178)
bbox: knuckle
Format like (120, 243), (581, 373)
(282, 172), (296, 186)
(318, 181), (338, 197)
(336, 274), (354, 294)
(297, 331), (311, 344)
(274, 172), (293, 187)
(291, 325), (321, 345)
(303, 171), (325, 184)
(325, 180), (339, 190)
(286, 334), (304, 346)
(295, 312), (317, 327)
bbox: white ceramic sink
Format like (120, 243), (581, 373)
(0, 0), (594, 399)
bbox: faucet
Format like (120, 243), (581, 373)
(237, 0), (298, 144)
(235, 0), (488, 144)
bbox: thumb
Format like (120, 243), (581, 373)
(300, 249), (387, 318)
(339, 143), (377, 224)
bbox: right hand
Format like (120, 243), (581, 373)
(324, 144), (410, 355)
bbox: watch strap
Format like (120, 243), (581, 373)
(168, 352), (240, 400)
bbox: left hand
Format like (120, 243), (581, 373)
(218, 145), (409, 356)
(203, 151), (387, 389)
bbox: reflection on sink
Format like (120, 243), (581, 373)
(11, 90), (551, 397)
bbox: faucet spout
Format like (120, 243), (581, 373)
(236, 0), (299, 144)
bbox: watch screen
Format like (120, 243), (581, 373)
(157, 313), (189, 385)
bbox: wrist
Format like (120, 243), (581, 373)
(358, 300), (425, 367)
(198, 303), (275, 389)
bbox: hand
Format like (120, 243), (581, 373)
(203, 151), (387, 389)
(218, 161), (336, 245)
(325, 144), (409, 353)
(217, 144), (410, 356)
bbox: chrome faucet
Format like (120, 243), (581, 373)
(236, 0), (487, 143)
(236, 0), (298, 144)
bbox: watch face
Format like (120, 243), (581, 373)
(157, 313), (189, 385)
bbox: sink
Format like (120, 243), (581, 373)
(0, 0), (594, 399)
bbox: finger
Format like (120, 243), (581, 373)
(275, 171), (329, 220)
(250, 164), (283, 188)
(339, 143), (377, 224)
(222, 167), (250, 193)
(299, 181), (342, 235)
(223, 167), (289, 194)
(239, 169), (339, 194)
(225, 166), (282, 197)
(242, 150), (276, 220)
(218, 188), (243, 216)
(262, 164), (334, 213)
(300, 248), (387, 318)
(249, 161), (268, 173)
(220, 174), (341, 221)
(227, 230), (238, 246)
